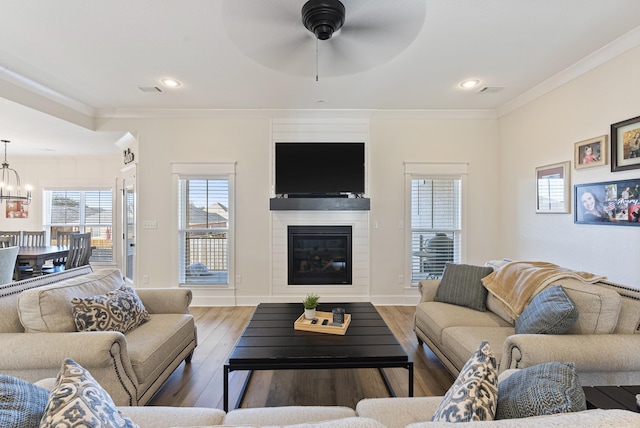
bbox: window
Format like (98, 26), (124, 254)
(408, 174), (463, 284)
(43, 189), (114, 263)
(177, 177), (232, 285)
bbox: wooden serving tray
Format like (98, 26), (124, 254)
(294, 311), (351, 335)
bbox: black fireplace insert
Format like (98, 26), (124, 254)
(288, 225), (352, 285)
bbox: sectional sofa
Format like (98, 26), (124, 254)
(0, 266), (196, 406)
(414, 259), (640, 386)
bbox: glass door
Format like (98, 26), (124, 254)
(123, 176), (136, 284)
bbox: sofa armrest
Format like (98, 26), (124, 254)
(0, 332), (139, 406)
(418, 280), (440, 303)
(136, 288), (192, 314)
(501, 333), (640, 384)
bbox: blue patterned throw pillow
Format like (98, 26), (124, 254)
(496, 362), (586, 419)
(0, 375), (49, 428)
(72, 285), (150, 333)
(515, 285), (578, 334)
(40, 358), (139, 428)
(431, 341), (499, 422)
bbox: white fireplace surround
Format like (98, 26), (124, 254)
(271, 210), (370, 299)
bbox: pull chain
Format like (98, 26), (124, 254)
(315, 37), (319, 82)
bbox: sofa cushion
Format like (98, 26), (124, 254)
(0, 375), (49, 428)
(434, 263), (494, 311)
(431, 341), (498, 422)
(416, 301), (512, 347)
(515, 285), (578, 335)
(441, 326), (514, 369)
(224, 406), (357, 426)
(72, 285), (150, 333)
(41, 358), (139, 427)
(561, 279), (621, 334)
(0, 266), (93, 333)
(496, 362), (586, 419)
(18, 268), (124, 333)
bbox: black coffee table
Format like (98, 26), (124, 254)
(583, 385), (640, 412)
(223, 302), (413, 411)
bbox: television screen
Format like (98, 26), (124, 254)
(275, 142), (365, 196)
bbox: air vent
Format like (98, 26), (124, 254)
(138, 86), (163, 93)
(476, 86), (504, 94)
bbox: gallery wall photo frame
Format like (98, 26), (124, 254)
(611, 115), (640, 172)
(536, 161), (570, 214)
(574, 135), (607, 169)
(574, 178), (640, 226)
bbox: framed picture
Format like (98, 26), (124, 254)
(574, 179), (640, 225)
(574, 135), (607, 169)
(536, 161), (570, 214)
(611, 115), (640, 172)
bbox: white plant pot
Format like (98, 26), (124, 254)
(304, 308), (316, 319)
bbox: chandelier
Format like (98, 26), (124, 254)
(0, 140), (31, 205)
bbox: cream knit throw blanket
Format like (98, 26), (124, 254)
(481, 261), (606, 319)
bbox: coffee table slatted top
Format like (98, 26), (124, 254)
(228, 302), (409, 366)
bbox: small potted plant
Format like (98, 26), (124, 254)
(303, 293), (320, 319)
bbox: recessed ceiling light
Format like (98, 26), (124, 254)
(161, 78), (181, 88)
(460, 79), (480, 89)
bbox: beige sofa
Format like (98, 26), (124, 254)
(414, 260), (640, 386)
(0, 266), (196, 406)
(112, 401), (640, 427)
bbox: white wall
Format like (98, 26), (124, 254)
(498, 44), (640, 286)
(98, 112), (501, 305)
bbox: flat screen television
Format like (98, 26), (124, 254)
(275, 142), (365, 196)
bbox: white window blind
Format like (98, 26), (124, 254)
(43, 189), (113, 263)
(410, 178), (461, 283)
(178, 178), (230, 285)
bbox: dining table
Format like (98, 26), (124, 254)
(16, 245), (69, 278)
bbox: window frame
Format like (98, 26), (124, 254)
(172, 162), (236, 288)
(42, 188), (115, 265)
(404, 162), (468, 286)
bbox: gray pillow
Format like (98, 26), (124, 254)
(435, 263), (493, 311)
(496, 362), (586, 419)
(515, 285), (578, 334)
(0, 375), (49, 428)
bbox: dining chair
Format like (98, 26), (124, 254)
(18, 231), (46, 278)
(56, 230), (78, 247)
(0, 231), (21, 247)
(21, 231), (46, 247)
(0, 245), (19, 284)
(66, 233), (92, 269)
(0, 236), (13, 248)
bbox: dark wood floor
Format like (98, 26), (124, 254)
(148, 305), (454, 410)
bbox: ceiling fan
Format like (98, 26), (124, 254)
(222, 0), (426, 78)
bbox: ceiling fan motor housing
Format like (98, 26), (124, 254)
(302, 0), (345, 40)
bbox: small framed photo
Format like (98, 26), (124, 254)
(536, 161), (571, 214)
(611, 115), (640, 172)
(574, 135), (607, 169)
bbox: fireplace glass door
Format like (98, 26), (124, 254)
(288, 226), (352, 285)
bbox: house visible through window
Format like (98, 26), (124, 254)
(43, 189), (113, 263)
(410, 178), (461, 283)
(178, 178), (231, 285)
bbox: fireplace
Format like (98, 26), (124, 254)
(288, 225), (352, 285)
